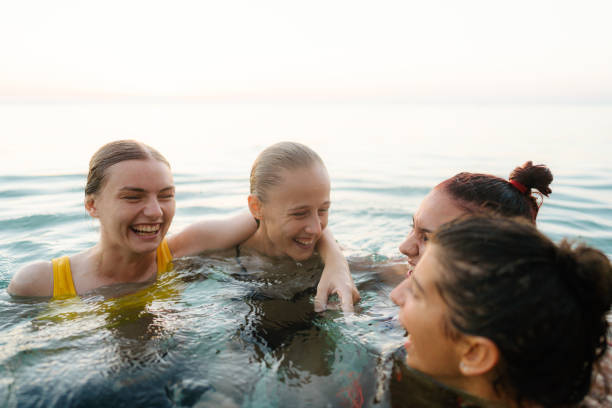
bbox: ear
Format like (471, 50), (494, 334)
(85, 195), (99, 218)
(458, 336), (500, 377)
(247, 194), (263, 220)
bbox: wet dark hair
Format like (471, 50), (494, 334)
(437, 161), (553, 222)
(85, 140), (170, 196)
(431, 215), (612, 407)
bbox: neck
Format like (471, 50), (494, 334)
(451, 376), (517, 408)
(90, 242), (158, 283)
(241, 226), (283, 259)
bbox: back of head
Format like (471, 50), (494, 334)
(86, 140), (170, 196)
(439, 161), (553, 222)
(250, 141), (325, 202)
(431, 215), (612, 406)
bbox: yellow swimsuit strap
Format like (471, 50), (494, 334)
(52, 256), (77, 298)
(156, 238), (173, 274)
(51, 239), (173, 298)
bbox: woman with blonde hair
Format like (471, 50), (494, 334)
(8, 140), (355, 309)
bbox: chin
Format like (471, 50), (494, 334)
(290, 250), (314, 262)
(133, 242), (161, 255)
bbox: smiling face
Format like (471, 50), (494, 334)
(86, 159), (176, 256)
(390, 244), (464, 386)
(250, 163), (331, 261)
(399, 187), (466, 267)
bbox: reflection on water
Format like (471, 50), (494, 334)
(1, 102), (611, 407)
(3, 250), (609, 407)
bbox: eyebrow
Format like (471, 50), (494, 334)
(119, 186), (175, 193)
(288, 201), (331, 211)
(412, 216), (433, 234)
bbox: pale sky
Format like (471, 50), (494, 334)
(1, 0), (611, 102)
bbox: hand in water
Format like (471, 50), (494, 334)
(314, 261), (360, 312)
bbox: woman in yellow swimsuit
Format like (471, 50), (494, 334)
(7, 140), (355, 307)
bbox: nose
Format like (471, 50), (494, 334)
(390, 278), (408, 306)
(399, 230), (420, 262)
(143, 197), (163, 218)
(304, 213), (323, 236)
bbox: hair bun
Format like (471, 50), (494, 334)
(555, 241), (612, 378)
(559, 242), (612, 315)
(509, 161), (553, 196)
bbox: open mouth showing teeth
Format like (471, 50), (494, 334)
(131, 224), (160, 235)
(406, 263), (415, 277)
(294, 238), (314, 247)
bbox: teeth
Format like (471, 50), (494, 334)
(406, 263), (415, 277)
(132, 224), (160, 233)
(295, 238), (313, 246)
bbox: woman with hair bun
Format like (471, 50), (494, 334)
(391, 214), (612, 407)
(399, 161), (553, 268)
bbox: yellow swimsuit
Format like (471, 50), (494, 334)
(51, 238), (173, 298)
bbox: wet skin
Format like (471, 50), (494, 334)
(245, 163), (331, 262)
(398, 188), (465, 267)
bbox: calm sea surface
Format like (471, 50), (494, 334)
(0, 103), (611, 407)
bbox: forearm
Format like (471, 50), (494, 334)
(317, 229), (348, 270)
(315, 228), (359, 311)
(168, 211), (257, 258)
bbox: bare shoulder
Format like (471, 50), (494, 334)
(7, 261), (53, 297)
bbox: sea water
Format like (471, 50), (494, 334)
(0, 102), (611, 407)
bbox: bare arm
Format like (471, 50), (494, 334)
(347, 256), (409, 287)
(7, 261), (53, 297)
(314, 228), (360, 312)
(167, 211), (258, 258)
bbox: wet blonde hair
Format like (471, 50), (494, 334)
(85, 140), (170, 196)
(250, 142), (325, 202)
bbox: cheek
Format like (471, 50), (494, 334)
(266, 217), (292, 240)
(260, 210), (282, 230)
(417, 240), (427, 254)
(398, 304), (422, 338)
(284, 219), (303, 237)
(320, 212), (329, 227)
(165, 201), (176, 218)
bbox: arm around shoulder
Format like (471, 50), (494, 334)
(168, 211), (258, 258)
(7, 261), (53, 297)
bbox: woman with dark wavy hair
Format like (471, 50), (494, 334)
(391, 215), (612, 407)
